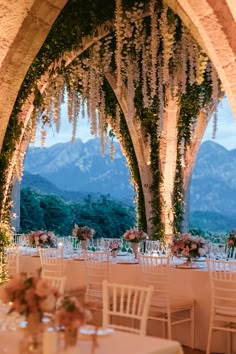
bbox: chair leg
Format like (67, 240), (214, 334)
(167, 316), (172, 340)
(206, 327), (213, 354)
(190, 306), (195, 349)
(162, 321), (166, 339)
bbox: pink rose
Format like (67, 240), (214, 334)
(40, 234), (48, 242)
(129, 234), (136, 240)
(198, 247), (205, 256)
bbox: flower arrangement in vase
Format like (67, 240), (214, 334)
(110, 240), (120, 257)
(0, 272), (59, 322)
(123, 228), (148, 243)
(123, 228), (148, 258)
(27, 230), (57, 248)
(171, 233), (206, 261)
(227, 229), (236, 258)
(55, 296), (92, 348)
(72, 225), (95, 250)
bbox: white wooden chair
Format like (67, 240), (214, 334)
(102, 280), (153, 335)
(41, 274), (66, 296)
(206, 258), (236, 354)
(39, 248), (64, 277)
(83, 250), (110, 305)
(5, 245), (19, 276)
(139, 254), (195, 348)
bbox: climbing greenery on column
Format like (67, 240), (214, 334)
(0, 0), (222, 242)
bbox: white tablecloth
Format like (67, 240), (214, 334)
(19, 255), (235, 352)
(0, 328), (183, 354)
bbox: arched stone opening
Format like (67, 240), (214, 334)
(0, 0), (233, 242)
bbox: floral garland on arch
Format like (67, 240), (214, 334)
(1, 0), (223, 248)
(36, 0), (221, 150)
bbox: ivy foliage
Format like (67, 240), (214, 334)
(173, 74), (213, 233)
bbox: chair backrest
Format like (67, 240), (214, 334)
(139, 254), (170, 309)
(13, 234), (29, 246)
(68, 236), (80, 250)
(41, 274), (66, 295)
(83, 251), (110, 303)
(39, 248), (64, 277)
(102, 280), (153, 335)
(5, 245), (20, 276)
(206, 258), (236, 319)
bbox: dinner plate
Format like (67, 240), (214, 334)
(79, 325), (114, 338)
(192, 257), (206, 262)
(175, 264), (204, 269)
(117, 261), (139, 265)
(72, 258), (84, 261)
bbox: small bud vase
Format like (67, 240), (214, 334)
(111, 249), (118, 258)
(19, 313), (43, 354)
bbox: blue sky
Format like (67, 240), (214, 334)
(33, 96), (236, 150)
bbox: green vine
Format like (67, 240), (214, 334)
(103, 79), (147, 231)
(173, 73), (213, 233)
(0, 0), (221, 244)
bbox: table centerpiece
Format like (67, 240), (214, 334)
(72, 224), (95, 250)
(27, 230), (57, 248)
(0, 271), (59, 353)
(227, 229), (236, 258)
(171, 233), (206, 266)
(123, 228), (148, 258)
(55, 296), (92, 349)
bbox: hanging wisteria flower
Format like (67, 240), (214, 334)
(171, 233), (206, 258)
(123, 228), (148, 243)
(72, 224), (95, 240)
(27, 230), (57, 248)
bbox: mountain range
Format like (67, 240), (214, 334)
(22, 139), (236, 232)
(22, 139), (134, 204)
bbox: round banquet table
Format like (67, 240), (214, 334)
(19, 254), (235, 353)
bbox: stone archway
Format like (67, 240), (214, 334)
(0, 0), (68, 150)
(0, 0), (235, 241)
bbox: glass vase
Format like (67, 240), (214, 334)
(185, 257), (193, 267)
(131, 243), (139, 259)
(64, 327), (78, 348)
(19, 313), (43, 354)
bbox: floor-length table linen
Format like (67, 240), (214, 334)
(19, 255), (235, 352)
(0, 328), (183, 354)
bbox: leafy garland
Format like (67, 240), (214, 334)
(173, 75), (213, 233)
(104, 80), (147, 230)
(135, 82), (164, 239)
(0, 0), (221, 243)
